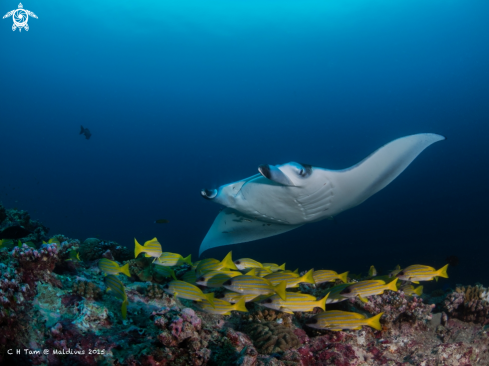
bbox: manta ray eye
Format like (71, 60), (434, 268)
(299, 169), (304, 176)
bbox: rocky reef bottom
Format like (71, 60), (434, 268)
(1, 250), (488, 366)
(1, 206), (489, 365)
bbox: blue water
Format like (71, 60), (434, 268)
(1, 0), (488, 286)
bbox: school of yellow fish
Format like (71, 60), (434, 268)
(92, 236), (449, 330)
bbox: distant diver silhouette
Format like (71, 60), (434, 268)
(79, 125), (92, 140)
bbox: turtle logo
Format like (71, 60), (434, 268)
(3, 3), (37, 32)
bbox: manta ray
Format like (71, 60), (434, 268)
(199, 133), (445, 255)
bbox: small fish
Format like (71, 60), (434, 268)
(24, 241), (36, 248)
(400, 284), (423, 297)
(388, 265), (402, 278)
(66, 250), (81, 262)
(324, 283), (352, 304)
(306, 310), (383, 331)
(105, 275), (128, 319)
(163, 280), (215, 308)
(191, 261), (201, 270)
(0, 239), (14, 249)
(182, 269), (197, 284)
(217, 292), (261, 303)
(282, 268), (299, 275)
(265, 269), (315, 288)
(196, 270), (242, 288)
(156, 252), (192, 266)
(79, 125), (92, 140)
(195, 297), (248, 315)
(98, 258), (131, 277)
(222, 275), (287, 301)
(153, 265), (177, 280)
(396, 264), (448, 283)
(262, 263), (286, 272)
(234, 258), (264, 270)
(195, 251), (238, 275)
(312, 270), (349, 285)
(246, 267), (273, 277)
(368, 265), (377, 277)
(260, 292), (329, 313)
(48, 238), (60, 245)
(134, 237), (163, 259)
(340, 279), (398, 303)
(154, 219), (169, 224)
(371, 275), (398, 284)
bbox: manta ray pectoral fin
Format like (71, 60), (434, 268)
(199, 208), (302, 256)
(330, 133), (446, 211)
(258, 164), (294, 186)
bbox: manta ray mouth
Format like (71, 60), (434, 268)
(201, 189), (218, 200)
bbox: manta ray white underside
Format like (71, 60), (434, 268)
(199, 133), (445, 255)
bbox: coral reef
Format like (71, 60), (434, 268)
(243, 321), (301, 354)
(72, 278), (102, 299)
(351, 290), (435, 325)
(0, 203), (49, 244)
(442, 284), (489, 325)
(3, 206), (489, 365)
(79, 237), (131, 262)
(147, 283), (166, 299)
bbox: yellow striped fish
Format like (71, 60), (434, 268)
(222, 275), (287, 301)
(153, 264), (177, 280)
(400, 284), (423, 297)
(195, 297), (248, 315)
(157, 252), (192, 266)
(368, 266), (377, 277)
(260, 292), (329, 313)
(98, 258), (131, 277)
(306, 310), (383, 331)
(265, 269), (315, 288)
(246, 267), (273, 277)
(218, 292), (261, 303)
(0, 239), (14, 249)
(234, 258), (264, 270)
(105, 275), (128, 319)
(262, 263), (286, 272)
(182, 269), (197, 284)
(312, 270), (349, 284)
(196, 270), (241, 288)
(195, 251), (238, 275)
(282, 269), (299, 275)
(396, 264), (448, 283)
(134, 237), (163, 259)
(340, 279), (398, 303)
(388, 265), (402, 278)
(324, 283), (351, 304)
(163, 280), (215, 308)
(191, 261), (201, 270)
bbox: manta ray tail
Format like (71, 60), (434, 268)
(199, 208), (302, 256)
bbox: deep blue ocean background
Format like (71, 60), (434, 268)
(1, 0), (488, 288)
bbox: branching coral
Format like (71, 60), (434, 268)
(243, 321), (301, 354)
(442, 284), (489, 325)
